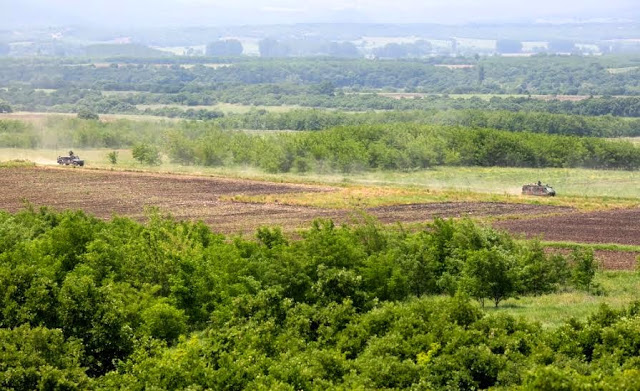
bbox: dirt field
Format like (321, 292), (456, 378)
(2, 166), (637, 269)
(545, 248), (640, 271)
(495, 208), (640, 246)
(496, 209), (640, 270)
(2, 166), (565, 232)
(368, 202), (571, 223)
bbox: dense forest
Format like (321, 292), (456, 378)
(2, 55), (640, 128)
(5, 86), (640, 119)
(152, 108), (640, 136)
(1, 55), (639, 95)
(4, 206), (638, 390)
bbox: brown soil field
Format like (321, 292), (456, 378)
(495, 208), (640, 246)
(2, 166), (637, 269)
(0, 166), (338, 233)
(496, 209), (640, 270)
(2, 166), (567, 233)
(546, 248), (639, 271)
(368, 202), (571, 223)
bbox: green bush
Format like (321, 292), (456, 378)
(571, 248), (599, 293)
(77, 109), (99, 120)
(107, 150), (118, 164)
(132, 143), (162, 165)
(0, 208), (638, 389)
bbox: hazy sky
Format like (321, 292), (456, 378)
(4, 0), (640, 27)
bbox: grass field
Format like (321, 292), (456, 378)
(375, 92), (617, 101)
(226, 166), (640, 209)
(0, 112), (179, 123)
(2, 148), (639, 212)
(624, 137), (640, 145)
(137, 102), (301, 113)
(494, 271), (640, 328)
(607, 66), (640, 74)
(2, 149), (640, 327)
(4, 148), (640, 196)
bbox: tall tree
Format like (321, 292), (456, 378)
(205, 39), (243, 57)
(259, 38), (290, 58)
(496, 39), (523, 54)
(548, 40), (576, 53)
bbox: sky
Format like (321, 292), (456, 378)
(4, 0), (639, 27)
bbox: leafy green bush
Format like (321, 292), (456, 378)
(0, 208), (637, 389)
(77, 109), (99, 120)
(107, 150), (118, 164)
(571, 248), (599, 293)
(132, 143), (162, 165)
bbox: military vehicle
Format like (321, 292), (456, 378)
(57, 151), (84, 167)
(522, 182), (555, 196)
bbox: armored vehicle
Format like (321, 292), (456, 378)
(57, 151), (84, 167)
(522, 182), (555, 196)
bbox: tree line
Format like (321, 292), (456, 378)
(157, 124), (640, 172)
(3, 206), (633, 390)
(1, 56), (639, 95)
(3, 119), (640, 171)
(6, 85), (640, 119)
(195, 108), (640, 137)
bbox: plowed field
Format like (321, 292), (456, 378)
(495, 209), (640, 246)
(2, 166), (637, 269)
(2, 166), (564, 231)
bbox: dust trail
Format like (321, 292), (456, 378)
(32, 158), (58, 165)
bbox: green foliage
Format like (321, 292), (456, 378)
(141, 303), (186, 345)
(107, 150), (118, 164)
(0, 208), (637, 389)
(496, 39), (523, 54)
(0, 119), (39, 148)
(259, 38), (291, 57)
(160, 123), (640, 172)
(132, 143), (162, 165)
(548, 40), (576, 53)
(77, 108), (99, 120)
(0, 325), (90, 390)
(206, 39), (243, 56)
(462, 248), (517, 307)
(0, 101), (11, 113)
(571, 248), (599, 293)
(0, 55), (635, 94)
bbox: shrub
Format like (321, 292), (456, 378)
(77, 109), (99, 120)
(571, 248), (598, 293)
(107, 151), (118, 165)
(132, 143), (162, 165)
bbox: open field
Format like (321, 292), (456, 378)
(495, 208), (640, 246)
(136, 102), (301, 113)
(495, 271), (640, 328)
(0, 111), (179, 123)
(375, 92), (630, 101)
(223, 166), (640, 204)
(0, 165), (570, 234)
(2, 149), (639, 268)
(607, 66), (640, 74)
(3, 149), (639, 206)
(1, 163), (639, 269)
(624, 136), (640, 145)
